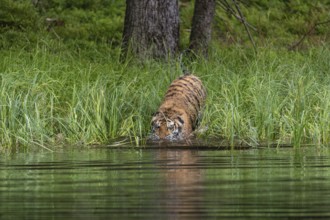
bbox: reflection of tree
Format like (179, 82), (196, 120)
(157, 150), (206, 220)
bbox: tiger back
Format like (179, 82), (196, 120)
(150, 74), (206, 141)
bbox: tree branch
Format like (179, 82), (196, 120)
(217, 0), (257, 31)
(288, 19), (330, 51)
(231, 0), (257, 51)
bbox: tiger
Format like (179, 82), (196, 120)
(150, 73), (207, 141)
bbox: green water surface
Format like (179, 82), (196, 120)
(1, 146), (330, 219)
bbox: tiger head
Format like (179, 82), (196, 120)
(150, 112), (185, 141)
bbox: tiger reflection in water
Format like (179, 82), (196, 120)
(150, 74), (206, 141)
(157, 150), (206, 219)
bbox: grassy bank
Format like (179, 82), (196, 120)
(0, 42), (329, 150)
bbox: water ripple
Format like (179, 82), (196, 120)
(1, 147), (330, 219)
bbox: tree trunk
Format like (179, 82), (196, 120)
(189, 0), (216, 56)
(121, 0), (179, 60)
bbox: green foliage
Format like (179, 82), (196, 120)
(0, 42), (330, 149)
(1, 0), (328, 51)
(196, 45), (330, 147)
(0, 0), (40, 29)
(43, 0), (125, 46)
(0, 0), (42, 48)
(215, 0), (330, 47)
(179, 0), (195, 46)
(0, 0), (125, 50)
(0, 0), (329, 150)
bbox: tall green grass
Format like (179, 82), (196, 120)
(198, 45), (330, 147)
(0, 42), (329, 150)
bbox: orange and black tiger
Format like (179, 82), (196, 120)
(150, 74), (206, 141)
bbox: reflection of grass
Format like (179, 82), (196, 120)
(0, 44), (329, 149)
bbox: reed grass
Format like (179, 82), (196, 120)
(0, 43), (329, 150)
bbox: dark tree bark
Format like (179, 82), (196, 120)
(121, 0), (179, 60)
(189, 0), (216, 56)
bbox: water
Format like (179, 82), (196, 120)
(1, 146), (330, 219)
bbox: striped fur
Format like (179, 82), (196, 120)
(150, 74), (206, 141)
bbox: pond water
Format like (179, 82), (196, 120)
(1, 145), (330, 219)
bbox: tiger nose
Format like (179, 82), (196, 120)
(158, 127), (168, 139)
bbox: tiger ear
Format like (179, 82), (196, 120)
(152, 111), (159, 117)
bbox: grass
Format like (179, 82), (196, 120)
(199, 45), (330, 147)
(0, 41), (330, 150)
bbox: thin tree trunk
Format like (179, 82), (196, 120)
(121, 0), (179, 60)
(189, 0), (216, 56)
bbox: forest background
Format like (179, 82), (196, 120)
(0, 0), (329, 150)
(1, 0), (329, 51)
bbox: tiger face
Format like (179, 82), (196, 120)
(150, 113), (185, 140)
